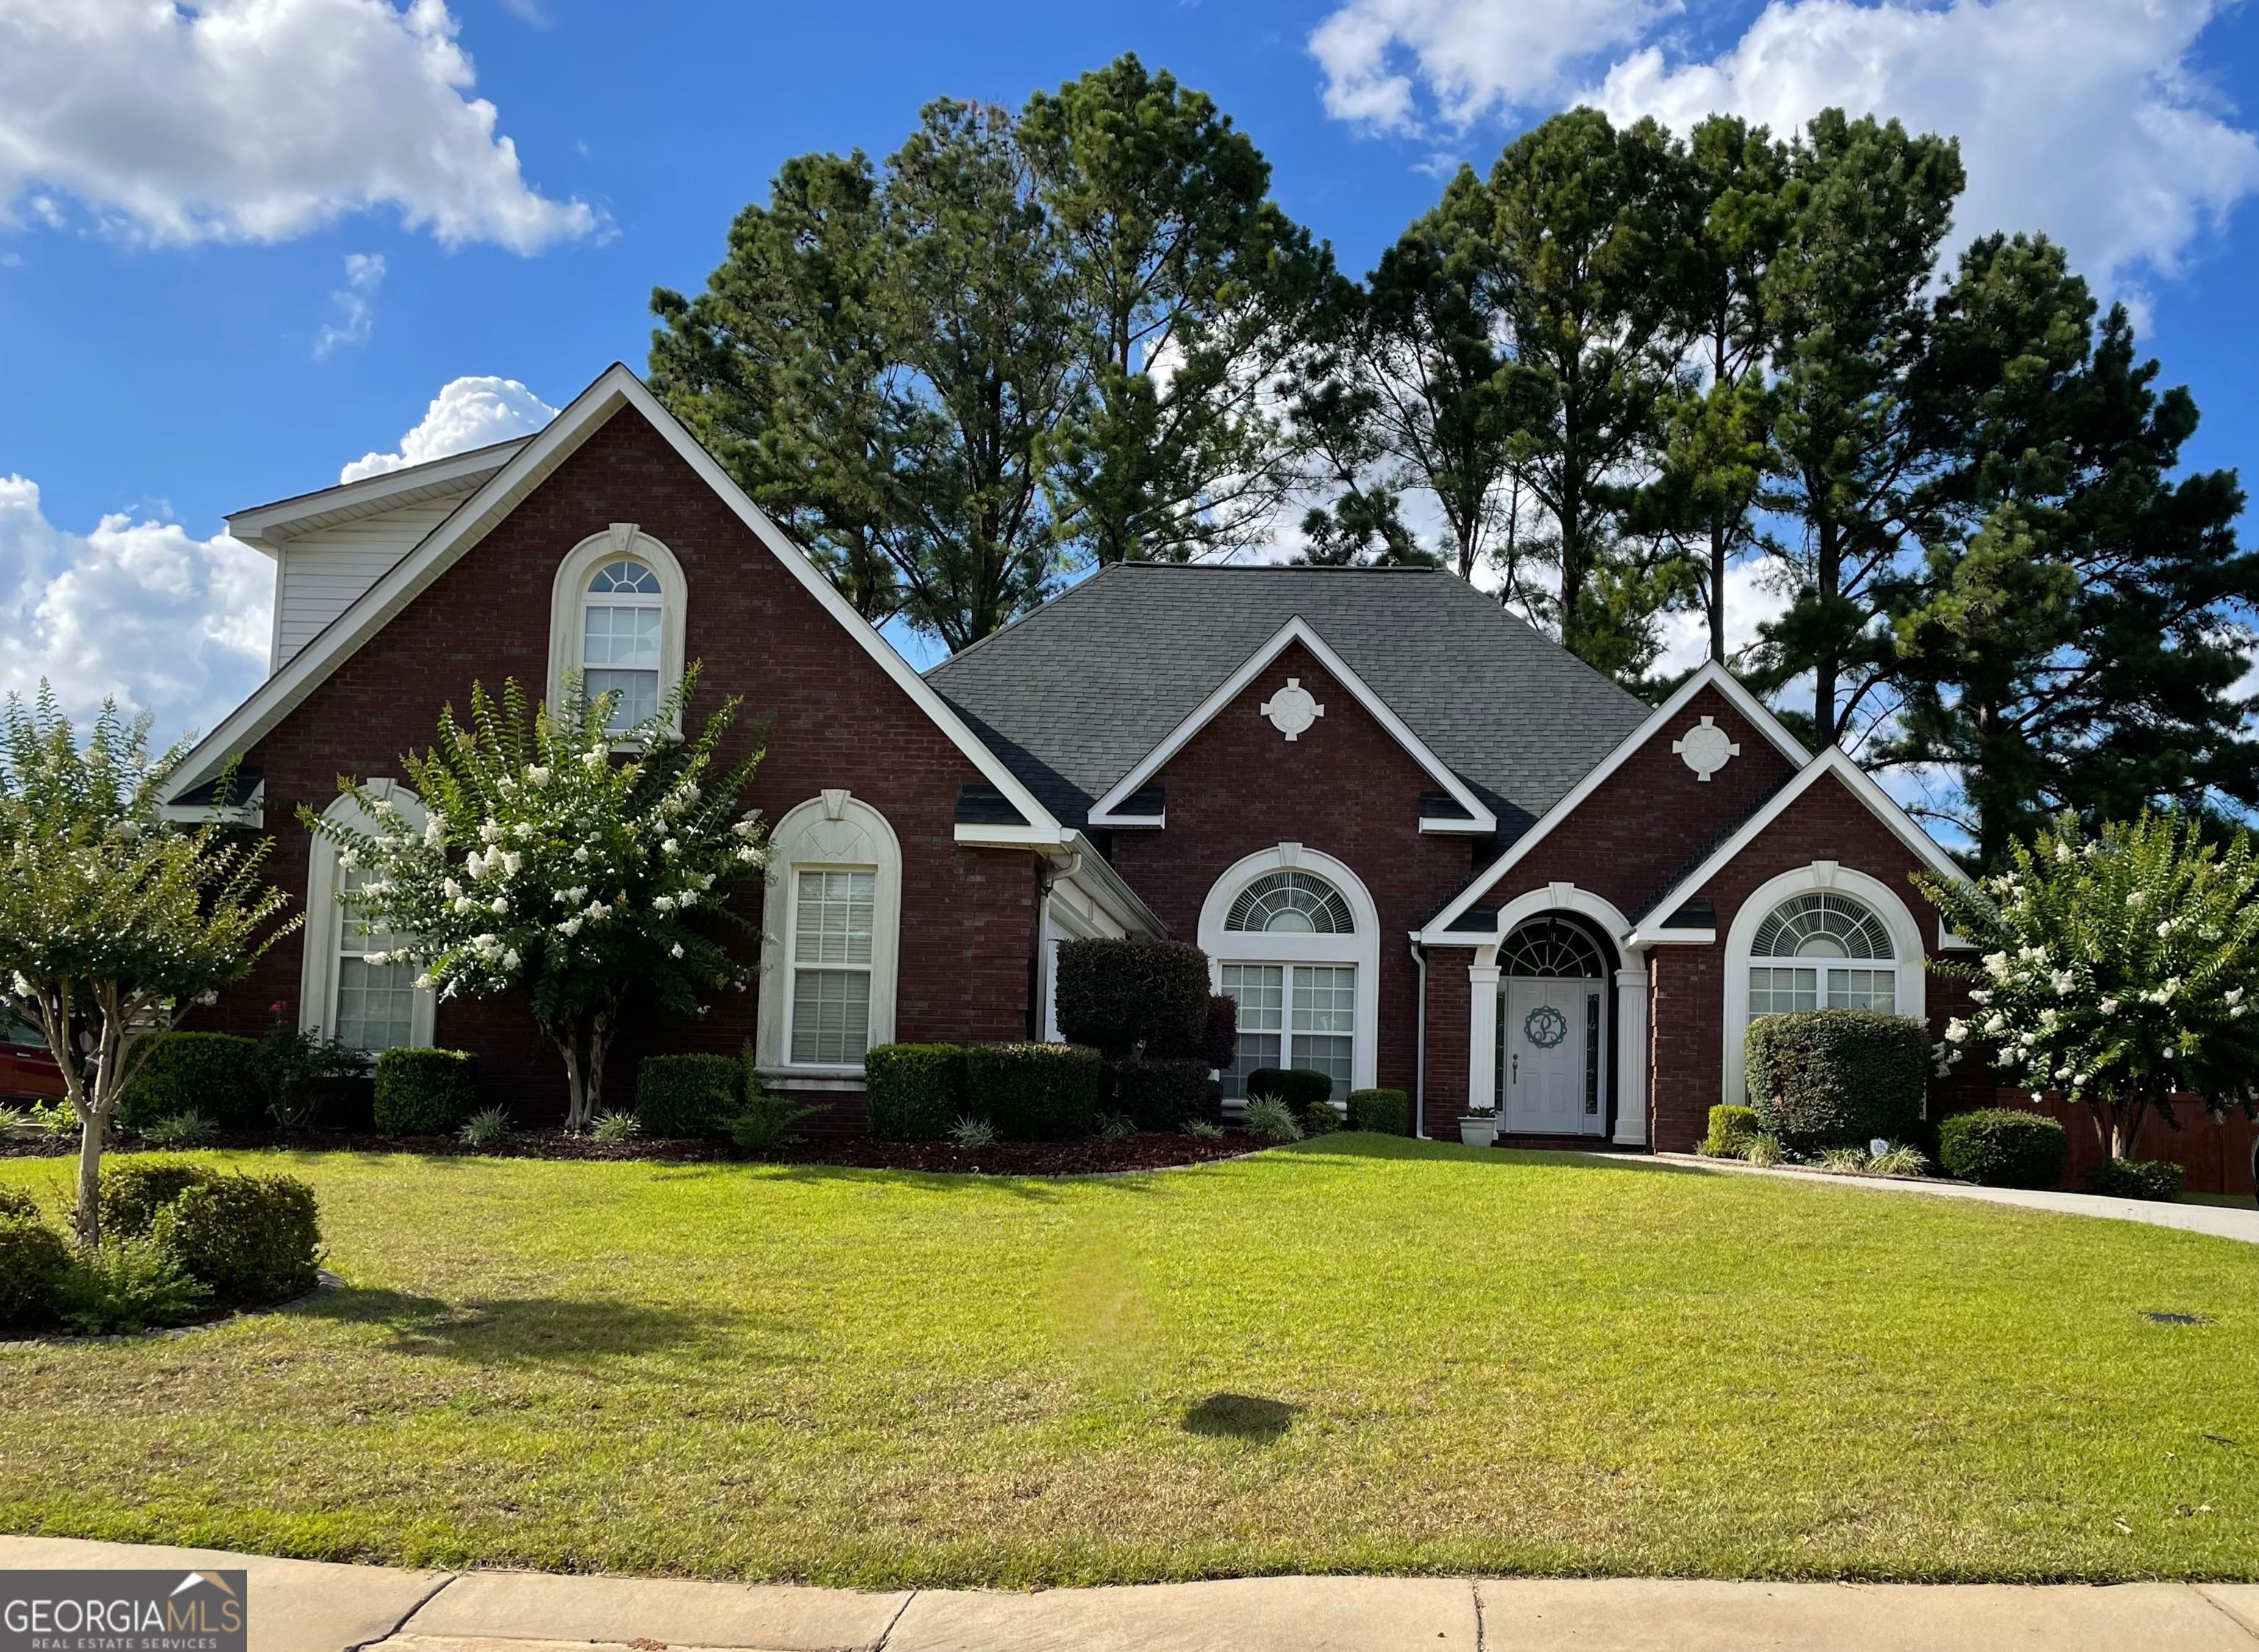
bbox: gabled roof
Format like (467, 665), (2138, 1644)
(926, 565), (1650, 832)
(163, 365), (1066, 843)
(225, 437), (533, 556)
(1083, 617), (1497, 834)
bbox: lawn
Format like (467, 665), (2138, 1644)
(2, 1136), (2255, 1587)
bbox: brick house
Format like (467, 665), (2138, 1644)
(165, 364), (1984, 1148)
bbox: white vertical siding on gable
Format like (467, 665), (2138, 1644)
(270, 496), (469, 671)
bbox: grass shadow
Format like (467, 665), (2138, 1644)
(1293, 1133), (1719, 1176)
(293, 1285), (785, 1366)
(1182, 1392), (1300, 1442)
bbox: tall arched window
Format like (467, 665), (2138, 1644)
(1200, 848), (1379, 1101)
(754, 792), (904, 1076)
(1747, 890), (1896, 1020)
(548, 525), (688, 735)
(300, 783), (435, 1054)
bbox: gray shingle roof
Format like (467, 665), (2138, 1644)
(925, 565), (1651, 840)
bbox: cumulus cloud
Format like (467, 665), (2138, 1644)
(314, 253), (387, 359)
(0, 476), (270, 745)
(340, 376), (558, 483)
(0, 0), (595, 251)
(1649, 555), (1794, 679)
(1310, 0), (2259, 289)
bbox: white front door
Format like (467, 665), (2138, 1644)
(1502, 979), (1592, 1135)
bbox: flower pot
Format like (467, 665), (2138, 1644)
(1457, 1115), (1496, 1147)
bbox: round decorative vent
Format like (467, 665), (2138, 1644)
(1671, 714), (1741, 781)
(1260, 677), (1326, 742)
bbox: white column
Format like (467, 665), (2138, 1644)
(1613, 960), (1649, 1145)
(1466, 955), (1501, 1115)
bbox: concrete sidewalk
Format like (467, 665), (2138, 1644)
(8, 1536), (2259, 1651)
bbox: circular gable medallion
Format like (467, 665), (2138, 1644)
(1671, 715), (1741, 782)
(1259, 677), (1326, 743)
(1524, 1004), (1570, 1049)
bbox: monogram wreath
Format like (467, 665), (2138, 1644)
(1523, 1005), (1570, 1049)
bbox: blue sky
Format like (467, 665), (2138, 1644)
(1, 0), (2253, 746)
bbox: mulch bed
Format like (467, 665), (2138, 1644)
(2, 1128), (1269, 1176)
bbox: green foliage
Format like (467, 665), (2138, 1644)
(153, 1173), (322, 1306)
(56, 1234), (210, 1335)
(304, 671), (771, 1129)
(730, 1092), (821, 1156)
(457, 1106), (513, 1148)
(1300, 1099), (1341, 1137)
(0, 1212), (69, 1326)
(1110, 1059), (1221, 1133)
(1869, 1143), (1932, 1179)
(1181, 1119), (1225, 1141)
(1920, 811), (2259, 1158)
(1096, 1111), (1135, 1140)
(590, 1110), (643, 1144)
(966, 1042), (1101, 1140)
(1346, 1088), (1409, 1137)
(1241, 1095), (1304, 1142)
(0, 1184), (37, 1220)
(1053, 938), (1211, 1059)
(1245, 1068), (1332, 1111)
(1741, 1132), (1786, 1168)
(373, 1048), (479, 1135)
(1745, 1010), (1928, 1151)
(252, 1020), (371, 1131)
(1702, 1104), (1761, 1157)
(1199, 995), (1238, 1073)
(141, 1112), (216, 1148)
(948, 1117), (997, 1151)
(2082, 1159), (2186, 1202)
(636, 1053), (742, 1138)
(115, 1032), (263, 1133)
(99, 1159), (217, 1240)
(864, 1043), (968, 1142)
(1938, 1108), (2071, 1189)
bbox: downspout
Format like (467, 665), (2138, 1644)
(1410, 938), (1429, 1139)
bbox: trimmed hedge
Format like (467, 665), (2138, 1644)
(2083, 1157), (2186, 1202)
(1347, 1087), (1409, 1136)
(0, 1185), (38, 1222)
(1199, 995), (1239, 1073)
(1055, 939), (1210, 1059)
(373, 1048), (479, 1134)
(0, 1214), (68, 1326)
(1300, 1098), (1341, 1137)
(153, 1173), (322, 1306)
(1246, 1068), (1332, 1111)
(101, 1160), (218, 1240)
(1703, 1104), (1760, 1157)
(1113, 1059), (1223, 1133)
(116, 1032), (264, 1132)
(1744, 1011), (1926, 1151)
(635, 1053), (742, 1137)
(1938, 1109), (2070, 1189)
(967, 1043), (1102, 1140)
(866, 1043), (967, 1142)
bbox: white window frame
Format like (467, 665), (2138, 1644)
(1199, 843), (1380, 1097)
(547, 523), (688, 737)
(300, 781), (436, 1051)
(756, 791), (902, 1081)
(1722, 862), (1925, 1106)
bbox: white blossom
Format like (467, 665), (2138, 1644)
(365, 951), (390, 967)
(2051, 970), (2075, 995)
(371, 796), (395, 818)
(338, 848), (359, 871)
(1983, 1014), (2006, 1034)
(677, 889), (699, 908)
(557, 916), (583, 937)
(669, 943), (685, 959)
(452, 896), (477, 915)
(1945, 1019), (1969, 1043)
(661, 837), (680, 855)
(502, 948), (520, 970)
(424, 815), (447, 848)
(479, 820), (503, 844)
(2228, 988), (2245, 1007)
(488, 896), (508, 915)
(502, 851), (523, 876)
(736, 845), (761, 863)
(2099, 998), (2119, 1015)
(572, 845), (590, 864)
(652, 894), (677, 912)
(2128, 890), (2147, 909)
(527, 766), (552, 787)
(1983, 952), (2011, 981)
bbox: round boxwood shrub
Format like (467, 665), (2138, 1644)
(1245, 1068), (1332, 1112)
(152, 1173), (322, 1306)
(967, 1043), (1101, 1140)
(1744, 1010), (1927, 1151)
(0, 1185), (39, 1222)
(100, 1159), (219, 1240)
(635, 1053), (742, 1137)
(1938, 1109), (2070, 1189)
(1199, 995), (1238, 1072)
(1300, 1098), (1341, 1136)
(1347, 1087), (1409, 1136)
(1702, 1104), (1760, 1157)
(115, 1032), (264, 1132)
(2082, 1158), (2186, 1202)
(0, 1213), (69, 1328)
(372, 1048), (479, 1134)
(1113, 1059), (1223, 1132)
(865, 1043), (966, 1142)
(1054, 939), (1211, 1059)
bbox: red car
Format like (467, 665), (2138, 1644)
(1, 1018), (65, 1104)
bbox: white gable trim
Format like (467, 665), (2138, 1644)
(1085, 615), (1496, 834)
(1625, 746), (1969, 948)
(164, 365), (1065, 840)
(226, 437), (532, 554)
(1420, 661), (1810, 937)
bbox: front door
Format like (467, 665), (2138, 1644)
(1502, 978), (1590, 1135)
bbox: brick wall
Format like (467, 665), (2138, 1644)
(1989, 1092), (2257, 1196)
(210, 406), (1040, 1122)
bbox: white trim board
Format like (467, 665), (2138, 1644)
(163, 364), (1065, 843)
(1421, 661), (1811, 937)
(1085, 615), (1496, 834)
(226, 437), (532, 554)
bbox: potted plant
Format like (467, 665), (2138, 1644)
(1457, 1105), (1497, 1147)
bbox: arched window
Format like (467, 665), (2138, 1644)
(1499, 918), (1605, 979)
(300, 783), (435, 1054)
(1747, 890), (1896, 1019)
(548, 525), (688, 736)
(754, 791), (903, 1076)
(1226, 870), (1355, 934)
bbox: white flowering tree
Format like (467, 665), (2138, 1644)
(1918, 812), (2259, 1161)
(0, 687), (296, 1245)
(307, 671), (772, 1131)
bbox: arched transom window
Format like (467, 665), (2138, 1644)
(1499, 918), (1606, 979)
(582, 558), (664, 729)
(1226, 870), (1355, 934)
(1748, 891), (1896, 1019)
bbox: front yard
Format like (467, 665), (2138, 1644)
(1, 1136), (2254, 1586)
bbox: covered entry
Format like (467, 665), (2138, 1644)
(1494, 918), (1610, 1137)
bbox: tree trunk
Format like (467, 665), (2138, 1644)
(1708, 516), (1728, 664)
(552, 1010), (619, 1132)
(74, 1105), (107, 1248)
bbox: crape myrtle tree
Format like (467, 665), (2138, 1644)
(1919, 812), (2259, 1162)
(0, 688), (296, 1246)
(308, 671), (773, 1131)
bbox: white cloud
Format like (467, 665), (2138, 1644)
(314, 253), (387, 359)
(0, 0), (595, 251)
(1650, 554), (1794, 679)
(340, 375), (558, 483)
(1310, 0), (2259, 290)
(0, 476), (270, 745)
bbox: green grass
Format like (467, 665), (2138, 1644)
(2, 1137), (2255, 1587)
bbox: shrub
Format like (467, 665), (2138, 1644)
(1744, 1011), (1927, 1151)
(143, 1112), (217, 1148)
(1938, 1109), (2071, 1190)
(153, 1173), (322, 1306)
(252, 1021), (372, 1131)
(99, 1159), (218, 1240)
(1741, 1132), (1785, 1168)
(1096, 1111), (1136, 1140)
(1112, 1059), (1222, 1133)
(115, 1032), (264, 1133)
(731, 1091), (821, 1155)
(635, 1052), (740, 1137)
(0, 1213), (69, 1327)
(2083, 1158), (2186, 1202)
(1245, 1068), (1332, 1112)
(1182, 1119), (1225, 1141)
(373, 1048), (479, 1134)
(1199, 995), (1238, 1072)
(968, 1043), (1101, 1140)
(1242, 1095), (1305, 1142)
(949, 1116), (997, 1150)
(590, 1110), (643, 1143)
(1301, 1098), (1341, 1137)
(56, 1235), (210, 1335)
(1054, 939), (1210, 1059)
(0, 1185), (40, 1221)
(457, 1106), (512, 1148)
(865, 1043), (966, 1142)
(1347, 1088), (1409, 1137)
(1870, 1143), (1931, 1178)
(1702, 1104), (1760, 1157)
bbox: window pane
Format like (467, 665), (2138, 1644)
(1827, 968), (1896, 1013)
(1291, 965), (1355, 1034)
(790, 968), (870, 1064)
(1219, 964), (1285, 1100)
(337, 956), (415, 1052)
(1748, 965), (1817, 1020)
(1294, 1034), (1353, 1094)
(583, 604), (661, 667)
(585, 668), (659, 730)
(1225, 1034), (1282, 1101)
(795, 869), (876, 965)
